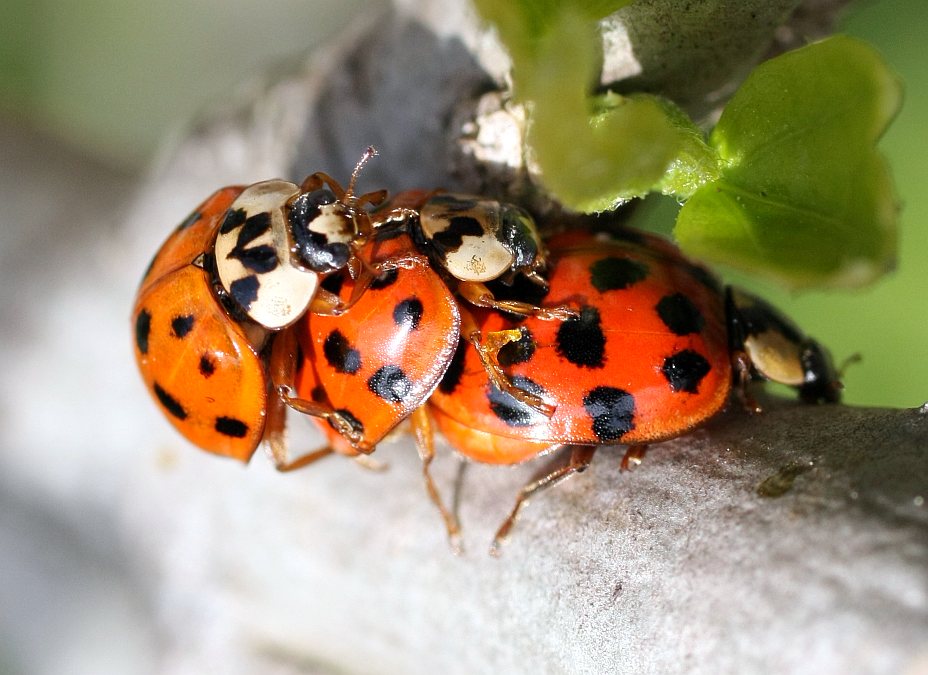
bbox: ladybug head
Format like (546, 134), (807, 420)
(288, 188), (353, 274)
(798, 339), (843, 404)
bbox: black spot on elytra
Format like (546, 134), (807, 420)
(393, 297), (424, 329)
(171, 314), (195, 338)
(215, 416), (248, 438)
(556, 306), (606, 368)
(135, 309), (151, 354)
(199, 354), (216, 378)
(219, 207), (246, 234)
(497, 328), (536, 366)
(438, 338), (467, 394)
(488, 376), (547, 427)
(230, 275), (260, 310)
(323, 329), (361, 374)
(589, 256), (649, 292)
(330, 408), (364, 436)
(656, 293), (705, 336)
(369, 267), (399, 290)
(368, 365), (413, 404)
(153, 382), (187, 420)
(431, 215), (485, 254)
(583, 386), (635, 441)
(662, 350), (712, 394)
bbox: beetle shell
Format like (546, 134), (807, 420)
(429, 229), (733, 463)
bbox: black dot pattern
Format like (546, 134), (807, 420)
(323, 329), (361, 374)
(662, 350), (712, 394)
(656, 293), (705, 336)
(215, 416), (249, 438)
(219, 207), (246, 234)
(393, 297), (424, 329)
(199, 354), (216, 378)
(488, 376), (547, 427)
(135, 309), (151, 355)
(368, 365), (413, 404)
(430, 216), (484, 254)
(171, 314), (195, 338)
(589, 256), (649, 292)
(583, 386), (636, 441)
(556, 306), (606, 368)
(154, 382), (187, 420)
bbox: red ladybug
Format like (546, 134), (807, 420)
(422, 228), (841, 553)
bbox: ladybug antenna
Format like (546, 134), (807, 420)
(837, 352), (862, 379)
(344, 146), (378, 207)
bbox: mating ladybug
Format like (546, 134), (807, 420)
(418, 228), (841, 553)
(132, 152), (388, 464)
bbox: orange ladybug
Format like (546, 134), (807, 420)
(132, 152), (387, 466)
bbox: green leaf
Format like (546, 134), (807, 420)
(675, 35), (902, 289)
(475, 4), (683, 211)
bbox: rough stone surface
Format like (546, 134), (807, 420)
(1, 1), (922, 674)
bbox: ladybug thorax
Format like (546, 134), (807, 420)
(418, 194), (543, 283)
(214, 180), (318, 330)
(289, 188), (356, 274)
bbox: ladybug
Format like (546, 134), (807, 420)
(131, 152), (388, 465)
(385, 191), (575, 320)
(270, 229), (466, 542)
(213, 147), (387, 329)
(421, 228), (841, 553)
(373, 191), (578, 416)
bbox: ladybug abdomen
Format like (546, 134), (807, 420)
(431, 232), (732, 460)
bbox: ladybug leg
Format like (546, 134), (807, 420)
(268, 330), (372, 453)
(490, 445), (597, 557)
(732, 350), (763, 414)
(456, 280), (578, 321)
(620, 444), (648, 472)
(299, 171), (341, 199)
(277, 385), (371, 452)
(263, 389), (336, 471)
(410, 407), (463, 553)
(459, 308), (556, 417)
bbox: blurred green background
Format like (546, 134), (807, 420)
(0, 0), (924, 408)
